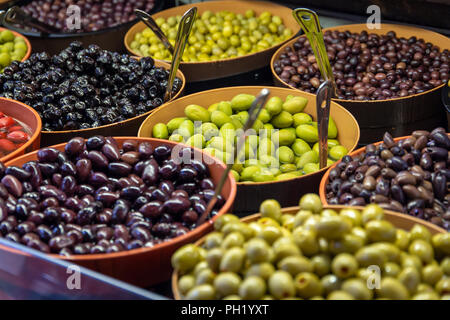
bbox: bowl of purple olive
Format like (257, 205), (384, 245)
(3, 0), (164, 54)
(319, 127), (450, 231)
(271, 24), (450, 145)
(0, 41), (185, 147)
(0, 136), (237, 287)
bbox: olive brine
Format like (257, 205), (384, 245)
(0, 42), (182, 131)
(0, 136), (224, 255)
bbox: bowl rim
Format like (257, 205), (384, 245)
(0, 97), (42, 163)
(171, 203), (446, 299)
(124, 0), (301, 66)
(319, 134), (449, 219)
(3, 136), (237, 261)
(270, 23), (450, 104)
(0, 26), (32, 62)
(39, 59), (185, 136)
(137, 85), (361, 186)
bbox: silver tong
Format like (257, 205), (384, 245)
(135, 9), (176, 57)
(164, 7), (196, 102)
(198, 89), (271, 225)
(0, 6), (59, 34)
(316, 80), (332, 169)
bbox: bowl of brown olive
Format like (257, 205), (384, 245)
(271, 24), (450, 145)
(1, 136), (237, 287)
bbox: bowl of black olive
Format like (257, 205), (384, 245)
(1, 136), (237, 286)
(0, 41), (185, 147)
(2, 0), (164, 55)
(271, 23), (450, 145)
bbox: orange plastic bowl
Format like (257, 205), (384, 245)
(0, 98), (41, 163)
(4, 137), (237, 287)
(0, 27), (32, 62)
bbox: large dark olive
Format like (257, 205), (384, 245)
(65, 137), (85, 157)
(5, 166), (31, 181)
(86, 136), (106, 150)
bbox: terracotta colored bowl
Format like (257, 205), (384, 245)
(0, 97), (41, 163)
(172, 204), (446, 299)
(319, 134), (449, 228)
(271, 23), (450, 145)
(39, 60), (185, 147)
(0, 27), (32, 62)
(137, 86), (360, 215)
(124, 0), (300, 82)
(4, 137), (237, 287)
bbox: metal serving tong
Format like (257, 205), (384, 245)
(292, 8), (336, 96)
(0, 6), (59, 34)
(164, 7), (196, 102)
(316, 80), (332, 169)
(198, 89), (271, 225)
(135, 9), (176, 57)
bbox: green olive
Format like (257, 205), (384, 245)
(440, 257), (450, 276)
(273, 242), (301, 262)
(260, 199), (282, 222)
(435, 278), (450, 296)
(361, 204), (384, 225)
(152, 123), (169, 139)
(329, 145), (348, 160)
(342, 278), (373, 300)
(178, 274), (196, 296)
(398, 267), (420, 294)
(315, 216), (352, 240)
(412, 292), (440, 300)
(265, 96), (283, 115)
(295, 124), (318, 143)
(282, 96), (308, 114)
(171, 244), (201, 273)
(296, 150), (319, 169)
(196, 268), (216, 285)
(292, 227), (319, 256)
(222, 231), (245, 249)
(293, 210), (313, 228)
(278, 255), (313, 276)
(185, 104), (211, 122)
(432, 233), (450, 255)
(214, 272), (241, 297)
(395, 229), (410, 251)
(321, 274), (342, 295)
(377, 277), (410, 300)
(211, 110), (232, 128)
(355, 246), (387, 268)
(214, 214), (240, 231)
(186, 284), (216, 300)
(268, 270), (295, 299)
(339, 208), (362, 227)
(294, 272), (323, 298)
(331, 253), (359, 279)
(220, 247), (246, 273)
(329, 234), (364, 254)
(245, 238), (272, 263)
(204, 232), (224, 249)
(239, 276), (266, 299)
(311, 254), (331, 277)
(231, 93), (255, 111)
(422, 264), (443, 286)
(166, 117), (187, 134)
(271, 111), (293, 128)
(299, 193), (322, 213)
(206, 247), (224, 272)
(409, 224), (432, 243)
(245, 262), (275, 280)
(383, 262), (401, 277)
(291, 138), (311, 156)
(327, 290), (354, 300)
(409, 239), (434, 264)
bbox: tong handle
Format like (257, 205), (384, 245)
(198, 88), (271, 225)
(135, 9), (176, 56)
(3, 6), (59, 34)
(164, 7), (196, 102)
(293, 8), (336, 95)
(316, 80), (332, 169)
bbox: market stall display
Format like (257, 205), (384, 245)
(271, 24), (450, 144)
(138, 86), (360, 213)
(3, 136), (237, 286)
(0, 97), (41, 163)
(125, 1), (300, 82)
(320, 128), (450, 230)
(172, 193), (448, 300)
(0, 41), (185, 146)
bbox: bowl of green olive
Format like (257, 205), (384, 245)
(171, 193), (449, 300)
(124, 0), (300, 82)
(137, 86), (360, 214)
(0, 27), (31, 69)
